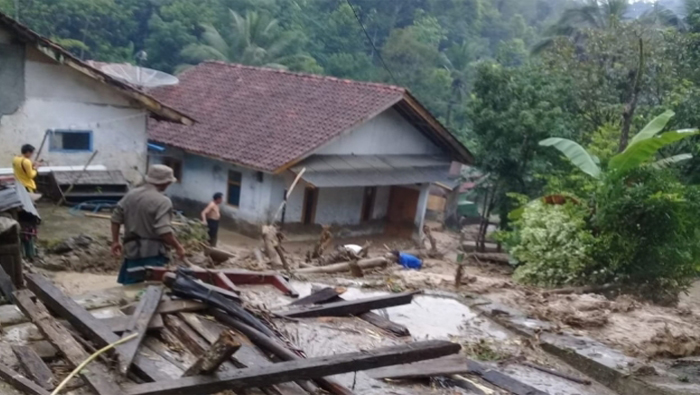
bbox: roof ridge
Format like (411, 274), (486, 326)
(201, 61), (406, 93)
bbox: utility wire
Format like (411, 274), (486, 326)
(344, 0), (399, 85)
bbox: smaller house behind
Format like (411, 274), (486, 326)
(148, 62), (472, 239)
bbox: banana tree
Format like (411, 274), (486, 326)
(540, 110), (698, 179)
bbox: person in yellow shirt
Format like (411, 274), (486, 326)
(12, 144), (40, 192)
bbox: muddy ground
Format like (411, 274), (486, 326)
(33, 204), (700, 368)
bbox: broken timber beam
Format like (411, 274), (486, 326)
(126, 340), (460, 395)
(182, 330), (241, 376)
(293, 257), (388, 274)
(14, 289), (122, 395)
(289, 287), (345, 306)
(0, 362), (51, 395)
(11, 345), (55, 390)
(24, 273), (171, 382)
(292, 288), (410, 337)
(213, 311), (349, 395)
(104, 314), (164, 333)
(276, 291), (421, 318)
(122, 299), (206, 315)
(164, 314), (210, 355)
(119, 286), (163, 375)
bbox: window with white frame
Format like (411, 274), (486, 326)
(49, 130), (93, 152)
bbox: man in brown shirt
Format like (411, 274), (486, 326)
(111, 165), (186, 284)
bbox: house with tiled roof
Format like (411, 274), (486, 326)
(148, 61), (472, 238)
(0, 12), (192, 184)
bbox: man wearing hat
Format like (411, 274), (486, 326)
(110, 165), (186, 284)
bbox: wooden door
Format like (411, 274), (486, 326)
(386, 186), (419, 238)
(301, 187), (318, 225)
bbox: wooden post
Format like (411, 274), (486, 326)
(183, 330), (241, 376)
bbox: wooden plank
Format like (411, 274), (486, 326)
(103, 314), (164, 333)
(481, 370), (548, 395)
(163, 314), (209, 355)
(11, 345), (55, 390)
(0, 361), (51, 395)
(276, 291), (420, 318)
(183, 330), (240, 376)
(289, 287), (344, 306)
(122, 299), (206, 315)
(119, 286), (163, 375)
(366, 355), (480, 380)
(126, 340), (460, 395)
(24, 273), (171, 382)
(357, 311), (410, 337)
(13, 289), (121, 395)
(0, 263), (16, 303)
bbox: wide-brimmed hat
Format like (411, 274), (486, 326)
(145, 164), (177, 185)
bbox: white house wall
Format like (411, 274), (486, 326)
(314, 107), (443, 156)
(154, 149), (275, 225)
(0, 40), (149, 183)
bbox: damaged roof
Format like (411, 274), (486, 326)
(0, 12), (194, 125)
(148, 62), (473, 173)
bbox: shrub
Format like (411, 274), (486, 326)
(509, 200), (596, 287)
(591, 167), (700, 303)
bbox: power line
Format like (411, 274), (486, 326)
(344, 0), (399, 85)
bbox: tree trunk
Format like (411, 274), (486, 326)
(261, 225), (283, 269)
(619, 38), (645, 152)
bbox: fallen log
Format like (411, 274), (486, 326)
(119, 286), (163, 375)
(276, 290), (420, 318)
(183, 330), (241, 376)
(14, 289), (122, 395)
(293, 257), (388, 274)
(0, 361), (51, 395)
(11, 345), (55, 390)
(25, 274), (171, 382)
(129, 323), (460, 395)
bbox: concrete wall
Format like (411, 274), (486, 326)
(0, 33), (149, 183)
(152, 148), (275, 231)
(315, 107), (443, 156)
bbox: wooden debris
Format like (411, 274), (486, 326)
(11, 345), (55, 390)
(261, 225), (283, 269)
(522, 361), (591, 385)
(25, 273), (171, 382)
(204, 246), (235, 264)
(126, 339), (460, 395)
(276, 290), (420, 318)
(423, 224), (438, 252)
(289, 287), (345, 306)
(481, 370), (548, 395)
(102, 314), (164, 334)
(122, 299), (206, 315)
(0, 361), (51, 395)
(14, 289), (122, 395)
(182, 330), (241, 376)
(356, 311), (410, 337)
(347, 260), (364, 277)
(164, 314), (210, 355)
(0, 263), (16, 303)
(308, 225), (333, 260)
(544, 283), (618, 296)
(366, 355), (478, 380)
(119, 286), (163, 375)
(293, 257), (388, 274)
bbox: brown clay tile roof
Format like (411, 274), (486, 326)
(148, 62), (472, 172)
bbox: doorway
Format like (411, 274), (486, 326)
(360, 186), (377, 222)
(301, 187), (318, 225)
(386, 186), (419, 238)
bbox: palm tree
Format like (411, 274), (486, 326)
(532, 0), (631, 54)
(177, 10), (312, 72)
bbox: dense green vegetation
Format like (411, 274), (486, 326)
(6, 0), (700, 298)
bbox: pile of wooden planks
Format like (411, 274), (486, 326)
(0, 271), (463, 395)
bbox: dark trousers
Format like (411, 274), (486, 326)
(207, 218), (220, 247)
